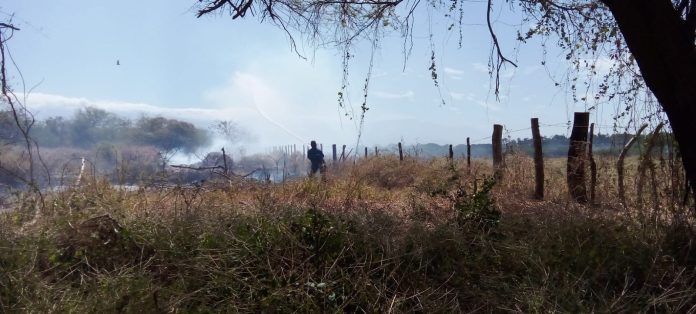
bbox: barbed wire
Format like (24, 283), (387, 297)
(261, 122), (669, 149)
(467, 122), (665, 144)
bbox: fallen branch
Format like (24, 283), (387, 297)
(617, 123), (648, 207)
(637, 122), (665, 211)
(170, 164), (264, 180)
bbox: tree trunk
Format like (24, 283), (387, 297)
(567, 112), (590, 203)
(603, 0), (696, 200)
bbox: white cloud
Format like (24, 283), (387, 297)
(580, 57), (616, 76)
(472, 62), (490, 73)
(443, 67), (464, 75)
(474, 100), (501, 111)
(456, 92), (501, 111)
(449, 92), (467, 101)
(27, 92), (222, 120)
(521, 65), (541, 76)
(472, 62), (514, 78)
(372, 90), (415, 101)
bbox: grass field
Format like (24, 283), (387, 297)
(1, 154), (695, 312)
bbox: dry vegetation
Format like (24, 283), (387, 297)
(1, 154), (696, 312)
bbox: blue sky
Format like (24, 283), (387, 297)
(1, 1), (618, 154)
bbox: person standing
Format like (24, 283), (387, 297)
(307, 140), (325, 176)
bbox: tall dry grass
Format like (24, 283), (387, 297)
(1, 153), (695, 312)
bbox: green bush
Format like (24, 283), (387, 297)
(454, 177), (501, 231)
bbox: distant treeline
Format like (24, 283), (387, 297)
(0, 107), (209, 153)
(379, 133), (674, 159)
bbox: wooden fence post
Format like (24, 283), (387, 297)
(531, 118), (544, 200)
(375, 146), (379, 157)
(617, 123), (648, 206)
(398, 142), (403, 162)
(332, 144), (337, 162)
(466, 137), (471, 168)
(341, 145), (346, 161)
(492, 124), (504, 180)
(589, 123), (597, 205)
(567, 112), (590, 203)
(448, 144), (454, 160)
(364, 147), (368, 158)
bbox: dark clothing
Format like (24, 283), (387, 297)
(307, 148), (324, 174)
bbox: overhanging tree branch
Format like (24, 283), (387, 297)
(486, 0), (517, 98)
(197, 0), (235, 17)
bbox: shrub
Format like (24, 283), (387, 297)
(454, 177), (500, 231)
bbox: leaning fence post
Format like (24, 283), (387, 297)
(531, 118), (544, 200)
(617, 123), (648, 207)
(398, 142), (403, 162)
(567, 112), (590, 203)
(492, 124), (504, 180)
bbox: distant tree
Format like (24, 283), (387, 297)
(69, 107), (129, 148)
(30, 116), (70, 147)
(135, 117), (208, 154)
(200, 151), (234, 168)
(210, 120), (253, 149)
(196, 0), (696, 198)
(134, 116), (210, 169)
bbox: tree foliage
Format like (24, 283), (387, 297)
(29, 107), (210, 154)
(134, 116), (209, 154)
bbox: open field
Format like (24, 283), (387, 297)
(1, 155), (695, 312)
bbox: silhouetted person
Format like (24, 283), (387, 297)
(307, 140), (325, 176)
